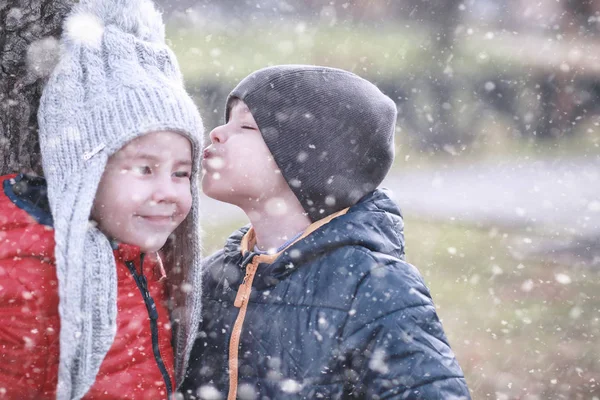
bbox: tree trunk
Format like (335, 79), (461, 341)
(420, 0), (463, 151)
(0, 0), (73, 176)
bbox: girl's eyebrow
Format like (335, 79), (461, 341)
(174, 160), (192, 167)
(122, 152), (162, 165)
(125, 152), (192, 166)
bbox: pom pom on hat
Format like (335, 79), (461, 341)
(64, 0), (165, 48)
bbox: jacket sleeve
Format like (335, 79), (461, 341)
(0, 234), (60, 397)
(0, 175), (59, 398)
(338, 252), (471, 399)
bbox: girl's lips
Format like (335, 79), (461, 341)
(136, 215), (174, 225)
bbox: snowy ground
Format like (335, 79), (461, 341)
(384, 155), (600, 237)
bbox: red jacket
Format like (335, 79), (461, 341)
(0, 174), (174, 399)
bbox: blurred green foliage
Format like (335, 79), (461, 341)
(169, 22), (600, 153)
(168, 22), (428, 85)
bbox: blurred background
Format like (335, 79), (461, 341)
(155, 1), (599, 399)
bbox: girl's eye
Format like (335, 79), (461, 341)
(241, 125), (256, 130)
(133, 165), (152, 175)
(174, 171), (190, 178)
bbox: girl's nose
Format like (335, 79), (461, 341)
(151, 176), (179, 204)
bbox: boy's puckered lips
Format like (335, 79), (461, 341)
(202, 146), (225, 171)
(203, 147), (216, 159)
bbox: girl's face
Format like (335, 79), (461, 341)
(91, 131), (193, 252)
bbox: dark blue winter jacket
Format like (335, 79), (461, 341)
(182, 189), (471, 399)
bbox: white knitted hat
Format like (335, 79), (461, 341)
(37, 0), (204, 398)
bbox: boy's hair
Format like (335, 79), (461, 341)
(36, 0), (203, 396)
(226, 65), (397, 221)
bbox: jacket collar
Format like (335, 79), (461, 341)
(240, 207), (350, 260)
(221, 189), (405, 290)
(226, 208), (349, 290)
(112, 242), (166, 280)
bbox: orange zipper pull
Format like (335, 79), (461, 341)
(234, 259), (259, 308)
(228, 257), (261, 400)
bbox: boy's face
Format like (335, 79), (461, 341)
(202, 100), (291, 207)
(91, 131), (193, 252)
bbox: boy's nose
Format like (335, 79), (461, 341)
(209, 125), (226, 144)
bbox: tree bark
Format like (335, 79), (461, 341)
(412, 0), (464, 151)
(0, 0), (73, 176)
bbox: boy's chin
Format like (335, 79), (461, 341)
(202, 175), (236, 200)
(203, 178), (249, 205)
(202, 183), (231, 203)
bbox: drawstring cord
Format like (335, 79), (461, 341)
(125, 254), (173, 399)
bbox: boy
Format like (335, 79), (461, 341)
(182, 65), (471, 399)
(0, 0), (203, 398)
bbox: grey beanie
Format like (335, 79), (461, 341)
(226, 65), (397, 221)
(37, 0), (204, 398)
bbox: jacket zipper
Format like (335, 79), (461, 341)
(125, 254), (173, 400)
(225, 209), (349, 398)
(228, 256), (260, 400)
